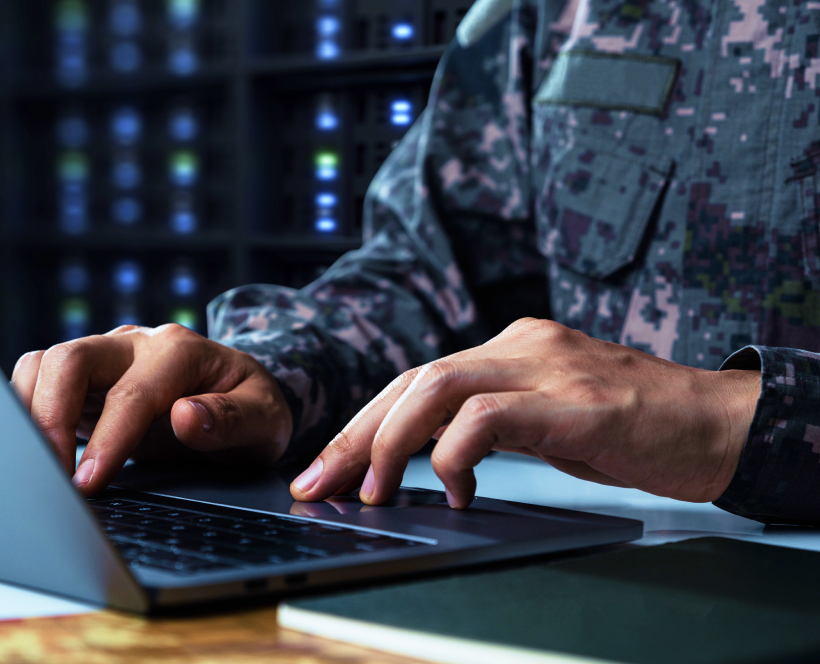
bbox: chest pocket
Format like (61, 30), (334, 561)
(536, 145), (673, 278)
(534, 50), (677, 279)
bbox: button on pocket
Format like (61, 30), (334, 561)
(536, 144), (674, 279)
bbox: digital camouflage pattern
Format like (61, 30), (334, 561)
(208, 0), (820, 523)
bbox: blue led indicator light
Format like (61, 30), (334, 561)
(392, 23), (414, 40)
(391, 100), (413, 126)
(111, 107), (142, 144)
(169, 108), (198, 141)
(317, 16), (340, 37)
(316, 218), (337, 232)
(171, 211), (197, 234)
(60, 261), (89, 294)
(110, 41), (142, 72)
(316, 111), (339, 130)
(113, 261), (142, 295)
(317, 40), (340, 60)
(114, 302), (140, 327)
(113, 157), (142, 189)
(316, 193), (337, 208)
(57, 115), (89, 148)
(60, 186), (88, 235)
(110, 0), (142, 36)
(112, 197), (142, 225)
(168, 44), (199, 75)
(171, 267), (197, 297)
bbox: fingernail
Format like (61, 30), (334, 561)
(188, 400), (214, 432)
(72, 459), (95, 487)
(293, 458), (323, 493)
(445, 488), (458, 509)
(360, 465), (375, 499)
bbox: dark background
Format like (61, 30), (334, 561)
(0, 0), (474, 375)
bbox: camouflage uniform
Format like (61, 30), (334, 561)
(209, 0), (820, 524)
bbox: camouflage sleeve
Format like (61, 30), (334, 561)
(207, 1), (562, 469)
(714, 346), (820, 525)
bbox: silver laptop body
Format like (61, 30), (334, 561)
(0, 372), (642, 613)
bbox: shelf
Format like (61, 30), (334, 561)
(3, 229), (363, 254)
(247, 46), (447, 77)
(8, 65), (235, 99)
(7, 46), (448, 99)
(4, 229), (238, 251)
(247, 235), (362, 253)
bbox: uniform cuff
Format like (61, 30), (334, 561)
(713, 346), (820, 525)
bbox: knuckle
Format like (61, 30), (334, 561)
(374, 367), (421, 405)
(533, 318), (568, 339)
(504, 317), (540, 334)
(106, 324), (143, 336)
(415, 360), (459, 395)
(106, 378), (152, 407)
(158, 322), (199, 341)
(460, 393), (503, 425)
(393, 367), (421, 391)
(326, 429), (360, 459)
(32, 406), (67, 438)
(12, 350), (44, 378)
(430, 446), (459, 477)
(41, 340), (89, 370)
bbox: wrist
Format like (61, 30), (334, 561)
(707, 369), (760, 499)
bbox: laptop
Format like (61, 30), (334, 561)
(0, 372), (642, 613)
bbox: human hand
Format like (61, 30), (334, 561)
(290, 318), (760, 508)
(11, 324), (293, 495)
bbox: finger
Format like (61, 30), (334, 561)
(169, 370), (292, 464)
(72, 340), (198, 494)
(10, 351), (46, 411)
(290, 367), (422, 502)
(364, 358), (539, 505)
(30, 338), (134, 474)
(431, 391), (558, 508)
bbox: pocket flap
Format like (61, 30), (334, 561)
(535, 50), (680, 116)
(537, 145), (673, 279)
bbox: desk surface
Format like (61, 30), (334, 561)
(2, 452), (819, 663)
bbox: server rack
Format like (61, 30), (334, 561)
(0, 0), (473, 375)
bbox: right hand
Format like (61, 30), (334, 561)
(10, 324), (293, 496)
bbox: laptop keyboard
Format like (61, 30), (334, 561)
(87, 491), (430, 576)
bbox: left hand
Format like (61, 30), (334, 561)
(290, 318), (760, 508)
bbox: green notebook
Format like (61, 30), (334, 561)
(278, 537), (820, 664)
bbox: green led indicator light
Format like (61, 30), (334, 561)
(59, 153), (89, 181)
(316, 152), (339, 168)
(61, 298), (90, 325)
(56, 0), (88, 32)
(170, 151), (199, 184)
(171, 308), (198, 330)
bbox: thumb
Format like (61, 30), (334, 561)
(170, 379), (291, 463)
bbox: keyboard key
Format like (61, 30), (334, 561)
(90, 491), (431, 574)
